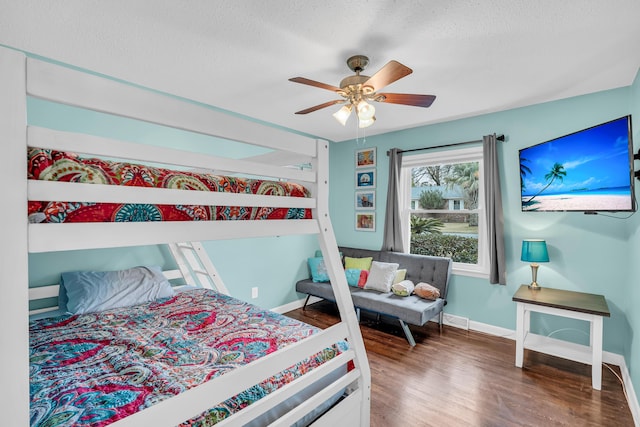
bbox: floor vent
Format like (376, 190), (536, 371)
(443, 313), (470, 330)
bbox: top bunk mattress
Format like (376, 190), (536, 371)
(27, 148), (312, 223)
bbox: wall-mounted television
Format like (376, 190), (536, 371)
(520, 115), (635, 213)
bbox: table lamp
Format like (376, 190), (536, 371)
(521, 239), (549, 290)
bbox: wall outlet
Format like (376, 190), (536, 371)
(251, 287), (258, 299)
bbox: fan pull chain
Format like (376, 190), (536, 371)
(355, 121), (367, 146)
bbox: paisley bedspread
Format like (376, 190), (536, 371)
(27, 148), (312, 223)
(30, 289), (347, 426)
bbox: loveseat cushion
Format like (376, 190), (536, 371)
(296, 279), (444, 326)
(350, 288), (445, 325)
(296, 279), (337, 302)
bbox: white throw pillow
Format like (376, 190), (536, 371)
(391, 279), (415, 297)
(364, 261), (399, 293)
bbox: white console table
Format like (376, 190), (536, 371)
(512, 285), (610, 390)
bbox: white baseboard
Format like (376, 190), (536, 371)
(618, 358), (640, 426)
(469, 319), (515, 339)
(271, 296), (322, 314)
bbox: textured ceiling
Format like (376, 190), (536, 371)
(2, 0), (640, 142)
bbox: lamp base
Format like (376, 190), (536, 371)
(528, 263), (542, 290)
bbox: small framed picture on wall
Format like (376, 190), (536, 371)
(355, 169), (376, 189)
(355, 147), (376, 168)
(355, 212), (375, 232)
(355, 190), (375, 210)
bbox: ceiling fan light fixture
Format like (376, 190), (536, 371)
(332, 104), (352, 126)
(289, 54), (436, 131)
(358, 116), (376, 128)
(356, 100), (375, 120)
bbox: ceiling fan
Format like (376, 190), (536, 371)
(289, 55), (436, 128)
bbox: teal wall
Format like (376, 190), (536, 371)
(626, 69), (640, 405)
(329, 85), (637, 358)
(27, 98), (318, 309)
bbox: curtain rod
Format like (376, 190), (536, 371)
(388, 134), (505, 156)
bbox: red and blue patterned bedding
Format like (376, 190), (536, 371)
(27, 148), (312, 223)
(30, 288), (347, 426)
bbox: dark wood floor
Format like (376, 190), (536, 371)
(285, 301), (635, 427)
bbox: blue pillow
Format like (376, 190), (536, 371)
(60, 266), (175, 314)
(345, 269), (362, 287)
(308, 257), (330, 282)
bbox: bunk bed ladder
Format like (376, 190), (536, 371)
(167, 242), (229, 294)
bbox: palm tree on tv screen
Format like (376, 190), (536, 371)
(520, 157), (531, 191)
(524, 162), (567, 204)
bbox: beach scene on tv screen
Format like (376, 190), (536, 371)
(520, 117), (633, 212)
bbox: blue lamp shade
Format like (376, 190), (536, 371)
(521, 239), (549, 263)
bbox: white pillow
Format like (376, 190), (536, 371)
(364, 261), (399, 293)
(391, 279), (415, 297)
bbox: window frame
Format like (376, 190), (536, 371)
(400, 146), (489, 278)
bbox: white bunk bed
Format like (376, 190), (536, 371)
(0, 46), (371, 426)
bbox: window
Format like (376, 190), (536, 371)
(400, 146), (488, 278)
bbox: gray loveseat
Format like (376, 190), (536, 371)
(296, 247), (452, 346)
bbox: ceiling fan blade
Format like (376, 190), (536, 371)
(295, 99), (344, 114)
(289, 77), (342, 92)
(377, 93), (436, 108)
(363, 60), (413, 91)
